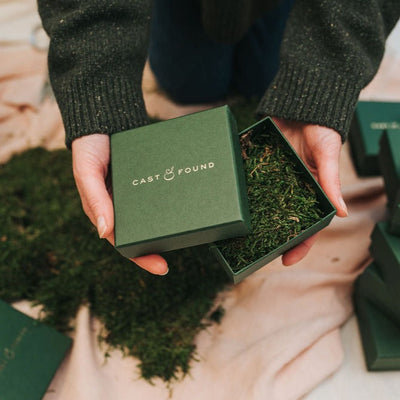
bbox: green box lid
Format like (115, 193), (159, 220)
(355, 262), (400, 326)
(379, 129), (400, 207)
(370, 221), (400, 291)
(349, 101), (400, 176)
(0, 301), (72, 400)
(210, 117), (336, 284)
(111, 106), (251, 258)
(354, 293), (400, 371)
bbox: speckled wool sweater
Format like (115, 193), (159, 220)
(37, 0), (400, 148)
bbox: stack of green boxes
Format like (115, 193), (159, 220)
(349, 101), (400, 176)
(354, 128), (400, 370)
(380, 130), (400, 236)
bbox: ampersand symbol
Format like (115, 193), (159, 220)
(164, 167), (175, 181)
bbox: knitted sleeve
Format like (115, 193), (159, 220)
(37, 0), (152, 148)
(257, 0), (400, 140)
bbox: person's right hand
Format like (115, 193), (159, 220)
(272, 118), (348, 266)
(71, 133), (169, 275)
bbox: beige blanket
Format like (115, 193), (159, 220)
(2, 3), (400, 398)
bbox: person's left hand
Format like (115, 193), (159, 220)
(272, 118), (348, 266)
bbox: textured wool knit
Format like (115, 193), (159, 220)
(37, 0), (400, 148)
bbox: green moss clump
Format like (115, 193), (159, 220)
(216, 125), (324, 272)
(0, 148), (229, 382)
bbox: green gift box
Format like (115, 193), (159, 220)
(354, 293), (400, 371)
(379, 129), (400, 207)
(0, 301), (72, 400)
(210, 117), (336, 284)
(370, 222), (400, 291)
(355, 262), (400, 325)
(349, 101), (400, 176)
(389, 201), (400, 236)
(111, 106), (251, 258)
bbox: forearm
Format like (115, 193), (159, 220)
(258, 0), (400, 140)
(38, 0), (152, 148)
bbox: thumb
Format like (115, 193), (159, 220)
(72, 135), (114, 238)
(315, 151), (348, 218)
(79, 173), (114, 238)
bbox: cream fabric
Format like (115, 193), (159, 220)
(0, 46), (64, 163)
(0, 0), (45, 45)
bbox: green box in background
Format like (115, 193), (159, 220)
(370, 222), (400, 292)
(389, 201), (400, 236)
(349, 101), (400, 176)
(379, 129), (400, 207)
(354, 293), (400, 371)
(0, 301), (72, 400)
(355, 262), (400, 325)
(111, 106), (251, 258)
(210, 117), (336, 284)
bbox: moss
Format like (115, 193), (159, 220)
(0, 148), (229, 382)
(215, 123), (324, 272)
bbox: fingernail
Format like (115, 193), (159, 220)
(97, 216), (107, 238)
(160, 268), (169, 276)
(339, 198), (348, 217)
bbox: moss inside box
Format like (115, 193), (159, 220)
(216, 123), (324, 272)
(0, 148), (230, 383)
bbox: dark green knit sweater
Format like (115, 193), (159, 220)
(37, 0), (400, 148)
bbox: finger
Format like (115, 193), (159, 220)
(281, 234), (319, 266)
(315, 155), (348, 218)
(103, 232), (169, 275)
(132, 254), (169, 275)
(76, 173), (114, 238)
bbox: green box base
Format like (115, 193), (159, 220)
(355, 262), (400, 325)
(354, 293), (400, 371)
(211, 117), (336, 284)
(349, 124), (380, 176)
(349, 101), (400, 177)
(370, 222), (400, 291)
(379, 129), (400, 207)
(389, 202), (400, 236)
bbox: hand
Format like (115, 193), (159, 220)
(272, 118), (348, 266)
(71, 134), (169, 275)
